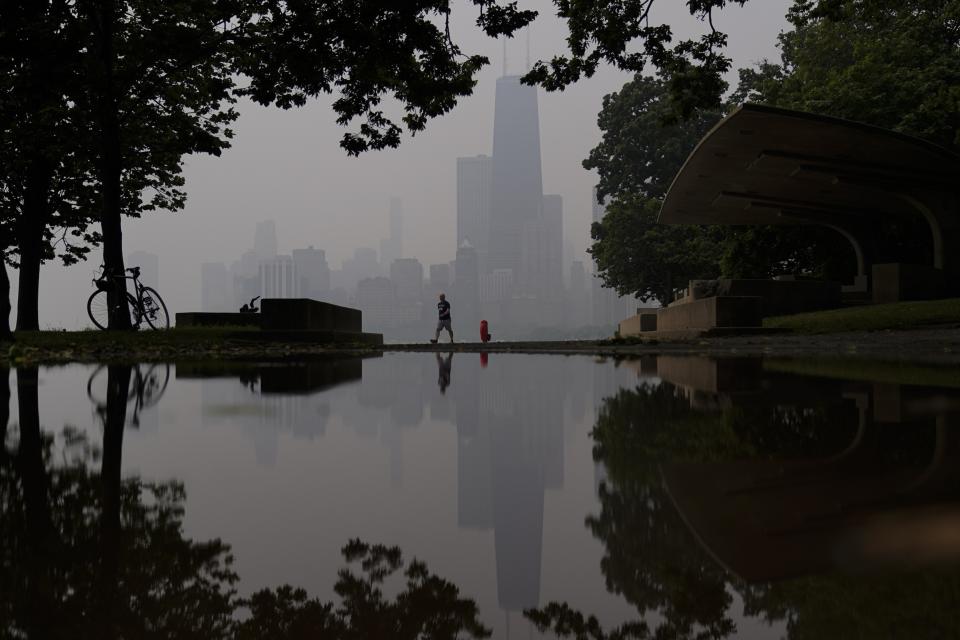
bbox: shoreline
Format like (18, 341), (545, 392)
(3, 325), (959, 366)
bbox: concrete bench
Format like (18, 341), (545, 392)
(260, 298), (361, 332)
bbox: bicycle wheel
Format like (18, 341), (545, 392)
(135, 363), (170, 409)
(140, 286), (169, 329)
(86, 364), (109, 405)
(89, 290), (140, 330)
(87, 290), (111, 330)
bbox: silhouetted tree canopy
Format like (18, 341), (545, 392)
(0, 0), (538, 329)
(584, 0), (959, 299)
(527, 372), (960, 640)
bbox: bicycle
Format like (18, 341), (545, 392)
(87, 265), (169, 330)
(87, 363), (170, 428)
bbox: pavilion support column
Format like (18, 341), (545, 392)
(896, 192), (958, 273)
(822, 222), (875, 292)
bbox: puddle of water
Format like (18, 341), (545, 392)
(2, 353), (959, 638)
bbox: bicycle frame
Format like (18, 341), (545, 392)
(93, 267), (147, 325)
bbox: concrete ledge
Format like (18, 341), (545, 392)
(687, 278), (841, 316)
(872, 263), (945, 304)
(618, 312), (658, 336)
(260, 298), (361, 332)
(638, 327), (789, 341)
(176, 312), (262, 328)
(657, 296), (762, 332)
(251, 330), (382, 345)
(656, 356), (763, 394)
(176, 357), (366, 395)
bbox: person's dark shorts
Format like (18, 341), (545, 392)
(437, 318), (452, 332)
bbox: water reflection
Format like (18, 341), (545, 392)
(0, 365), (491, 639)
(4, 354), (960, 638)
(532, 355), (960, 638)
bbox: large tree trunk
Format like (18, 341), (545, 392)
(17, 368), (51, 535)
(89, 0), (131, 330)
(98, 364), (131, 637)
(0, 258), (11, 341)
(0, 366), (9, 459)
(15, 161), (52, 331)
(16, 367), (56, 638)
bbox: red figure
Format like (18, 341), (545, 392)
(480, 320), (491, 343)
(480, 352), (489, 368)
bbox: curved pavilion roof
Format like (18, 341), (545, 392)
(659, 104), (960, 227)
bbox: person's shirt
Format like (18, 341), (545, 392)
(438, 299), (451, 319)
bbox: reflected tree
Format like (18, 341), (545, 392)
(239, 540), (491, 640)
(530, 376), (960, 640)
(526, 602), (650, 639)
(584, 383), (742, 639)
(0, 364), (492, 639)
(0, 364), (237, 639)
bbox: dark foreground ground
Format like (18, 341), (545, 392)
(3, 324), (960, 367)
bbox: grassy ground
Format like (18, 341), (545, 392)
(764, 298), (960, 334)
(2, 327), (377, 365)
(764, 357), (960, 388)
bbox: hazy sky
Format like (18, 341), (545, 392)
(17, 0), (792, 329)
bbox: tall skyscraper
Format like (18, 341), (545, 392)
(489, 75), (543, 284)
(201, 262), (231, 311)
(259, 255), (300, 299)
(390, 258), (423, 302)
(429, 264), (451, 289)
(254, 221), (278, 261)
(457, 155), (492, 266)
(541, 194), (564, 300)
(380, 198), (403, 269)
(454, 241), (480, 329)
(340, 247), (381, 292)
(292, 246), (330, 299)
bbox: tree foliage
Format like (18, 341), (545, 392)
(524, 0), (749, 118)
(0, 0), (538, 329)
(761, 0), (960, 150)
(529, 372), (958, 640)
(590, 196), (722, 305)
(586, 0), (957, 299)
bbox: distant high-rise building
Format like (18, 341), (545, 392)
(567, 260), (589, 327)
(481, 268), (514, 302)
(454, 241), (480, 327)
(569, 260), (587, 299)
(259, 255), (300, 299)
(292, 246), (330, 299)
(489, 75), (543, 284)
(341, 247), (381, 292)
(541, 194), (564, 299)
(429, 264), (451, 289)
(127, 250), (159, 289)
(390, 258), (423, 302)
(231, 249), (260, 309)
(380, 198), (403, 269)
(457, 155), (492, 266)
(254, 221), (278, 261)
(201, 262), (231, 311)
(355, 276), (398, 331)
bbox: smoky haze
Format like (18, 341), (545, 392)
(14, 0), (791, 331)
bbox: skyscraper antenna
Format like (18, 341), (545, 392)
(525, 26), (530, 72)
(502, 36), (507, 76)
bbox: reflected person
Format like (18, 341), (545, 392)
(437, 352), (453, 394)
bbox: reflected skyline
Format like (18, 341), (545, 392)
(4, 354), (960, 638)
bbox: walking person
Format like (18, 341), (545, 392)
(431, 293), (454, 344)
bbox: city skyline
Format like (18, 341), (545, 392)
(198, 69), (642, 340)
